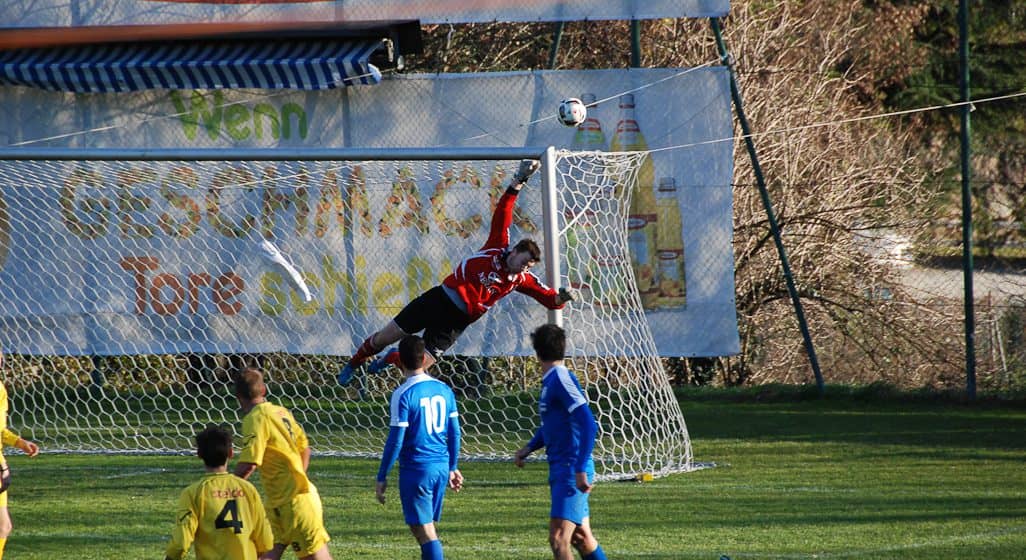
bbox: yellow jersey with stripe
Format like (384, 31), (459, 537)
(237, 401), (311, 508)
(165, 471), (273, 560)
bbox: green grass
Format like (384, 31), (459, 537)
(6, 394), (1026, 559)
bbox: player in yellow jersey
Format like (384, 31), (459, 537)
(0, 348), (40, 560)
(233, 368), (333, 560)
(0, 346), (40, 553)
(165, 425), (273, 560)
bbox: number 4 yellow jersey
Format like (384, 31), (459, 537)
(165, 472), (273, 560)
(237, 402), (311, 508)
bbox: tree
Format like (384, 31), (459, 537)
(403, 1), (1002, 389)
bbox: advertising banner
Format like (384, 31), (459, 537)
(0, 0), (728, 28)
(0, 68), (738, 357)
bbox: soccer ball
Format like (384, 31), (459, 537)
(557, 98), (587, 127)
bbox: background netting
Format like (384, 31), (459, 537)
(0, 150), (692, 480)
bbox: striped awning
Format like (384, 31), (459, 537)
(0, 39), (384, 92)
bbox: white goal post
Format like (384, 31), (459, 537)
(0, 146), (693, 480)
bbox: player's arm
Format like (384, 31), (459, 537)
(516, 272), (578, 309)
(554, 371), (598, 493)
(234, 413), (265, 480)
(1, 429), (36, 457)
(514, 428), (545, 467)
(248, 488), (274, 556)
(483, 160), (540, 249)
(165, 491), (198, 560)
(447, 405), (461, 473)
(233, 461), (258, 480)
(292, 415), (310, 472)
(571, 404), (598, 493)
(447, 409), (463, 491)
(375, 426), (405, 504)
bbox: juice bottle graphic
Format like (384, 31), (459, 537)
(565, 93), (606, 302)
(571, 93), (607, 151)
(609, 93), (658, 309)
(656, 177), (686, 307)
(590, 184), (625, 308)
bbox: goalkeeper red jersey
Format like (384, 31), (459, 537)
(442, 190), (565, 321)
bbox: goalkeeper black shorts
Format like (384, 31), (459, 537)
(394, 286), (472, 357)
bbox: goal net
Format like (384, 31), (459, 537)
(0, 149), (692, 480)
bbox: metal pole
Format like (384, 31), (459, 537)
(711, 18), (825, 395)
(0, 147), (546, 162)
(959, 0), (976, 400)
(630, 20), (641, 68)
(541, 146), (563, 327)
(548, 21), (565, 69)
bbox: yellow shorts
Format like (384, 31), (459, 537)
(269, 483), (330, 557)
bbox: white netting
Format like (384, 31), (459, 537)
(0, 150), (692, 479)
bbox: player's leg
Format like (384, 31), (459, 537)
(0, 490), (12, 560)
(548, 471), (592, 560)
(263, 504), (288, 560)
(571, 517), (606, 559)
(548, 518), (578, 560)
(369, 286), (467, 375)
(400, 465), (448, 560)
(349, 321), (406, 368)
(338, 320), (406, 385)
(260, 543), (287, 560)
(299, 544), (333, 560)
(408, 523), (442, 559)
(413, 304), (471, 374)
(283, 485), (333, 560)
(408, 522), (439, 544)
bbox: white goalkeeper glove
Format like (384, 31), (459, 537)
(513, 160), (541, 185)
(557, 287), (580, 304)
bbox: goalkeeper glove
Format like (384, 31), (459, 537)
(557, 287), (579, 304)
(513, 160), (541, 185)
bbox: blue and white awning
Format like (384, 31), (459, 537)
(0, 39), (384, 92)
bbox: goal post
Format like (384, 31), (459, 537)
(0, 147), (693, 480)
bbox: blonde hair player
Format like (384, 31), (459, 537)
(233, 368), (333, 560)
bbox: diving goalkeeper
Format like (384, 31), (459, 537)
(338, 160), (577, 385)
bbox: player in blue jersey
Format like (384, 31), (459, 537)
(376, 335), (464, 560)
(514, 324), (606, 560)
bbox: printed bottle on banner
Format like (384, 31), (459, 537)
(565, 93), (607, 302)
(656, 177), (686, 308)
(610, 93), (659, 310)
(571, 93), (607, 151)
(590, 184), (625, 308)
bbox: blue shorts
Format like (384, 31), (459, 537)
(549, 470), (593, 525)
(398, 464), (449, 526)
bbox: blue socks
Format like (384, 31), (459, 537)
(584, 544), (607, 560)
(421, 539), (444, 560)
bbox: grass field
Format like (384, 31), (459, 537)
(7, 391), (1026, 559)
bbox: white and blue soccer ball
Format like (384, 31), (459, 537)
(557, 97), (587, 127)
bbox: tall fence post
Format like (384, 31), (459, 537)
(958, 0), (976, 400)
(711, 18), (825, 395)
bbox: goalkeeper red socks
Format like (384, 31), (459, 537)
(349, 336), (379, 367)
